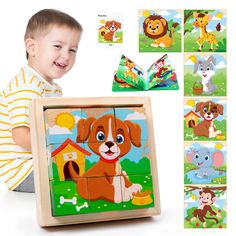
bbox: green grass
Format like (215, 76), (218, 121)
(184, 120), (226, 141)
(185, 206), (226, 228)
(98, 32), (123, 44)
(184, 68), (226, 97)
(50, 174), (154, 216)
(49, 157), (154, 216)
(139, 33), (182, 52)
(184, 31), (226, 52)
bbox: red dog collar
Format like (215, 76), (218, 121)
(100, 156), (119, 163)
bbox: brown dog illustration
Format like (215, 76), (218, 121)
(68, 114), (143, 203)
(192, 101), (223, 138)
(101, 20), (121, 42)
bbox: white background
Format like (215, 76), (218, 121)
(0, 0), (234, 235)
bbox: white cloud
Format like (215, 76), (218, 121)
(203, 143), (217, 149)
(125, 112), (146, 120)
(216, 61), (226, 69)
(217, 100), (226, 105)
(74, 116), (81, 124)
(185, 197), (196, 203)
(221, 146), (226, 152)
(212, 17), (221, 21)
(184, 105), (194, 110)
(159, 10), (170, 16)
(174, 13), (181, 19)
(49, 125), (72, 135)
(185, 59), (194, 66)
(220, 25), (226, 32)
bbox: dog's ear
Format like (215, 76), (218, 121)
(195, 102), (204, 113)
(117, 22), (121, 29)
(76, 117), (96, 142)
(217, 104), (224, 115)
(105, 21), (111, 28)
(124, 120), (141, 147)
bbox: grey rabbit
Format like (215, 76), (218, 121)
(193, 56), (216, 95)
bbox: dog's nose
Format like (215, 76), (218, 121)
(207, 112), (211, 115)
(105, 141), (114, 148)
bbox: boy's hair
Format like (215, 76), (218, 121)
(25, 9), (83, 59)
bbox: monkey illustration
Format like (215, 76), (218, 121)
(191, 188), (221, 228)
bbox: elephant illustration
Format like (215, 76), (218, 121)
(186, 147), (224, 179)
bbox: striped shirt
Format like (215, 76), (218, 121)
(0, 65), (62, 190)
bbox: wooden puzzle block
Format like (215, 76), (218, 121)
(184, 54), (227, 97)
(44, 108), (82, 146)
(119, 140), (151, 176)
(47, 140), (91, 181)
(77, 107), (115, 144)
(49, 178), (90, 217)
(30, 97), (160, 226)
(184, 185), (227, 228)
(87, 176), (124, 213)
(184, 10), (227, 53)
(184, 142), (226, 185)
(114, 107), (148, 142)
(184, 98), (226, 141)
(121, 174), (155, 210)
(139, 9), (182, 53)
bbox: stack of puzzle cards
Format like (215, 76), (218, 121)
(183, 9), (227, 228)
(112, 54), (179, 92)
(30, 97), (160, 227)
(98, 13), (123, 47)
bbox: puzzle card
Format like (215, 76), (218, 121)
(139, 9), (182, 52)
(184, 54), (227, 97)
(184, 10), (227, 52)
(98, 13), (123, 46)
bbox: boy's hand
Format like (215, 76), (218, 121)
(12, 126), (31, 151)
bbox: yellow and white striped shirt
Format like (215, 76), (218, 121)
(0, 65), (62, 190)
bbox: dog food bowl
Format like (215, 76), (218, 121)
(132, 191), (153, 206)
(216, 134), (226, 140)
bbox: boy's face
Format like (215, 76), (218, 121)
(27, 25), (81, 83)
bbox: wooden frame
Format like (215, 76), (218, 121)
(30, 96), (160, 227)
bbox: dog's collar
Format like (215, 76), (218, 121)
(204, 118), (214, 122)
(100, 156), (119, 163)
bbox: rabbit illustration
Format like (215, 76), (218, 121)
(193, 56), (216, 95)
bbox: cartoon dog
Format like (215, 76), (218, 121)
(191, 101), (223, 138)
(102, 20), (121, 42)
(143, 15), (179, 48)
(68, 114), (143, 203)
(187, 147), (224, 178)
(193, 56), (216, 95)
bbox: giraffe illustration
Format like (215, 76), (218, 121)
(193, 12), (219, 52)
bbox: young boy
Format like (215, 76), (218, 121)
(0, 9), (83, 192)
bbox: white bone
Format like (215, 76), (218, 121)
(192, 137), (198, 140)
(186, 134), (194, 138)
(76, 202), (89, 212)
(60, 196), (77, 205)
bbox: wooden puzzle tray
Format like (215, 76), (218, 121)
(30, 96), (160, 227)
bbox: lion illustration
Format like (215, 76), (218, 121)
(143, 15), (179, 48)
